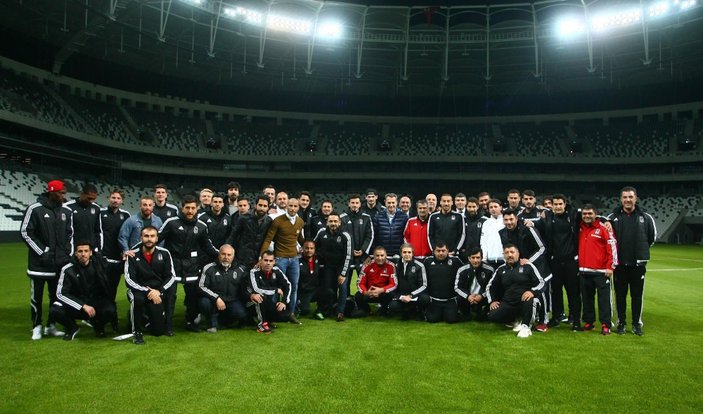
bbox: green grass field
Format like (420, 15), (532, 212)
(0, 243), (701, 413)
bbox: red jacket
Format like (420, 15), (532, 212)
(358, 261), (398, 294)
(403, 216), (431, 257)
(578, 221), (618, 274)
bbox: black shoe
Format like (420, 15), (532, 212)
(632, 325), (643, 336)
(616, 322), (626, 335)
(94, 329), (106, 338)
(165, 330), (174, 337)
(133, 332), (145, 345)
(63, 327), (80, 341)
(289, 315), (302, 325)
(547, 318), (561, 328)
(571, 322), (584, 331)
(185, 323), (201, 333)
(111, 321), (119, 333)
(558, 313), (569, 323)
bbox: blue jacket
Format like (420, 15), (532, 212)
(118, 213), (163, 254)
(372, 210), (408, 258)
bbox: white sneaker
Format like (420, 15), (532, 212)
(31, 325), (43, 340)
(512, 321), (522, 332)
(194, 314), (202, 325)
(206, 327), (217, 334)
(44, 324), (65, 337)
(517, 324), (532, 338)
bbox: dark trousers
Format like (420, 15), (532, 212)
(344, 256), (365, 295)
(127, 286), (176, 336)
(179, 282), (200, 324)
(322, 265), (347, 314)
(198, 297), (246, 328)
(551, 258), (581, 322)
(457, 297), (489, 321)
(389, 294), (430, 319)
(105, 261), (123, 302)
(298, 287), (335, 316)
(580, 272), (612, 325)
(354, 291), (393, 314)
(614, 265), (646, 327)
(50, 298), (116, 333)
(30, 277), (58, 327)
(488, 298), (538, 326)
(426, 298), (459, 324)
(252, 295), (291, 323)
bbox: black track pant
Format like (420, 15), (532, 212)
(105, 261), (123, 302)
(298, 287), (335, 316)
(179, 282), (200, 324)
(614, 265), (646, 327)
(30, 277), (58, 327)
(551, 258), (581, 322)
(426, 298), (459, 324)
(50, 299), (116, 333)
(198, 298), (247, 328)
(389, 294), (430, 319)
(457, 297), (490, 321)
(127, 286), (176, 336)
(580, 272), (612, 325)
(488, 298), (539, 327)
(252, 295), (291, 323)
(354, 291), (393, 314)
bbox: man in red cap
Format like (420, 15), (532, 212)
(20, 179), (73, 340)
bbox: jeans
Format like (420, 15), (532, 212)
(275, 256), (300, 314)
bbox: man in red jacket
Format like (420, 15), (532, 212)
(403, 199), (431, 258)
(578, 205), (618, 335)
(354, 246), (398, 317)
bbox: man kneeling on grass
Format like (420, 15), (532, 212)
(247, 251), (292, 334)
(124, 226), (177, 345)
(50, 242), (116, 341)
(486, 244), (546, 338)
(353, 246), (397, 317)
(198, 244), (249, 333)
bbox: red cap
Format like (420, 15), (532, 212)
(47, 180), (65, 192)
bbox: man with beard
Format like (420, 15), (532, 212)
(152, 184), (178, 222)
(51, 242), (116, 340)
(361, 188), (384, 220)
(480, 199), (505, 268)
(454, 247), (494, 321)
(423, 242), (463, 324)
(459, 197), (487, 262)
(119, 196), (163, 255)
(124, 226), (177, 344)
(314, 213), (353, 321)
(297, 191), (315, 225)
(505, 189), (522, 213)
(517, 189), (546, 223)
(247, 251), (292, 334)
(228, 195), (272, 268)
(403, 199), (431, 259)
(340, 194), (373, 294)
(158, 195), (219, 332)
(477, 192), (491, 218)
(260, 197), (305, 323)
(306, 199), (334, 240)
(198, 193), (231, 249)
(65, 184), (103, 252)
(486, 244), (546, 338)
(21, 179), (72, 340)
(269, 191), (288, 219)
(427, 193), (465, 257)
(226, 181), (241, 216)
(198, 244), (248, 333)
(100, 189), (130, 330)
(297, 241), (334, 320)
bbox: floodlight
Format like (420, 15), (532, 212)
(180, 0), (203, 5)
(267, 14), (312, 35)
(591, 9), (641, 32)
(317, 21), (343, 39)
(649, 1), (670, 17)
(556, 17), (585, 38)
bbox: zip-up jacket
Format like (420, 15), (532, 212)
(100, 207), (131, 261)
(313, 228), (352, 275)
(228, 213), (272, 267)
(248, 267), (291, 303)
(393, 259), (427, 299)
(159, 214), (218, 283)
(403, 216), (431, 257)
(373, 210), (409, 257)
(454, 262), (495, 299)
(607, 206), (657, 266)
(460, 214), (487, 260)
(20, 193), (73, 278)
(480, 215), (505, 261)
(153, 202), (178, 222)
(56, 253), (111, 310)
(423, 256), (463, 300)
(298, 255), (321, 293)
(65, 199), (103, 251)
(124, 246), (176, 293)
(198, 209), (232, 249)
(517, 206), (548, 223)
(340, 209), (374, 259)
(486, 262), (545, 305)
(538, 206), (579, 262)
(361, 203), (385, 221)
(118, 213), (163, 254)
(198, 261), (248, 302)
(305, 211), (329, 241)
(578, 221), (618, 274)
(499, 223), (547, 266)
(358, 261), (397, 294)
(427, 210), (466, 253)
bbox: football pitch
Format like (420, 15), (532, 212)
(0, 243), (700, 413)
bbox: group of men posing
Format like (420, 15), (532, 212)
(20, 180), (656, 344)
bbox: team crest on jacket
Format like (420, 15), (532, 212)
(194, 227), (199, 234)
(639, 216), (645, 223)
(410, 267), (416, 273)
(61, 213), (66, 221)
(359, 219), (363, 225)
(91, 207), (96, 214)
(223, 219), (228, 225)
(451, 216), (456, 220)
(157, 253), (163, 261)
(477, 222), (482, 228)
(337, 236), (341, 243)
(448, 259), (453, 265)
(120, 214), (125, 220)
(167, 211), (173, 216)
(519, 267), (524, 273)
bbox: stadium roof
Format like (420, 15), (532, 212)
(1, 0), (703, 107)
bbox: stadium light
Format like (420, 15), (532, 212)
(180, 0), (204, 5)
(675, 0), (697, 10)
(267, 14), (313, 35)
(649, 1), (671, 17)
(591, 8), (641, 32)
(556, 17), (586, 38)
(317, 21), (343, 40)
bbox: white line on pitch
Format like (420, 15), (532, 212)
(648, 267), (703, 272)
